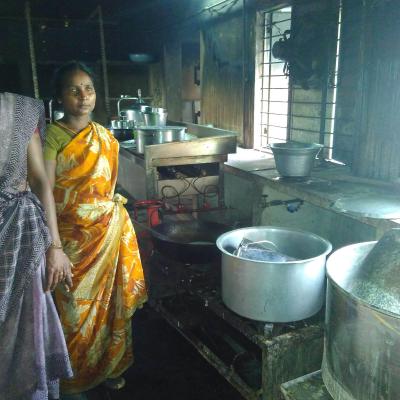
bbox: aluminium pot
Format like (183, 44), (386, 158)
(143, 108), (168, 126)
(322, 241), (400, 400)
(120, 109), (145, 125)
(216, 226), (332, 322)
(269, 141), (323, 177)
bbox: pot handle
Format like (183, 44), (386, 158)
(241, 239), (280, 252)
(235, 238), (281, 257)
(117, 95), (138, 117)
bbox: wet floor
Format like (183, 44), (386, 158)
(84, 304), (243, 400)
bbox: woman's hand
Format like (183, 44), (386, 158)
(46, 248), (74, 291)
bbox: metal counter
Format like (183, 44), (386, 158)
(118, 123), (237, 201)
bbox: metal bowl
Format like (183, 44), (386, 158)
(269, 141), (323, 177)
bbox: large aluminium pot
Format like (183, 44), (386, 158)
(216, 226), (332, 322)
(322, 241), (400, 400)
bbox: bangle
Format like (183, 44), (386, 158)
(49, 241), (63, 250)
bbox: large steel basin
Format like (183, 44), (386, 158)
(216, 226), (332, 322)
(134, 126), (193, 153)
(322, 241), (400, 400)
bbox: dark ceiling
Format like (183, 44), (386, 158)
(0, 0), (211, 66)
(0, 0), (168, 63)
(0, 0), (149, 20)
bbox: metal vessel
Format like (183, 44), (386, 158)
(322, 241), (400, 400)
(134, 126), (190, 154)
(269, 141), (323, 177)
(216, 226), (332, 322)
(143, 108), (168, 126)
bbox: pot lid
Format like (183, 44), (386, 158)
(348, 228), (400, 315)
(332, 194), (400, 219)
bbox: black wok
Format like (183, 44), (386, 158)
(151, 220), (229, 263)
(110, 128), (134, 142)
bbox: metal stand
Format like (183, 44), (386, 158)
(145, 252), (324, 400)
(281, 371), (333, 400)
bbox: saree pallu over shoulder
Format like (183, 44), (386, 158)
(50, 121), (147, 394)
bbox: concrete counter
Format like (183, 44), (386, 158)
(223, 149), (400, 247)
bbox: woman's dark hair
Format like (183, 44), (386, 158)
(52, 61), (96, 99)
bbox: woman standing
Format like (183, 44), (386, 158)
(0, 92), (73, 399)
(43, 61), (147, 396)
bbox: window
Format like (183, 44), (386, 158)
(255, 7), (292, 148)
(254, 4), (342, 161)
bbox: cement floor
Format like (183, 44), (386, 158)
(84, 304), (243, 400)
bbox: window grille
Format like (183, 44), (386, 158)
(255, 4), (342, 160)
(258, 7), (292, 148)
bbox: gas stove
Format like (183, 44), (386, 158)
(144, 251), (325, 400)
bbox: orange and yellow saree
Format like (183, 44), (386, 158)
(47, 121), (147, 394)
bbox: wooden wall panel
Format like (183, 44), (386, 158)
(352, 1), (400, 180)
(200, 15), (244, 143)
(164, 39), (183, 121)
(332, 0), (363, 165)
(149, 62), (167, 108)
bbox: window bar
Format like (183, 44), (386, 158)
(329, 0), (342, 158)
(266, 12), (274, 145)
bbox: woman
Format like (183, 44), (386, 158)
(44, 61), (147, 395)
(0, 92), (73, 399)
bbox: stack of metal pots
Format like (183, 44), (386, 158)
(322, 229), (400, 400)
(119, 106), (168, 128)
(112, 94), (193, 152)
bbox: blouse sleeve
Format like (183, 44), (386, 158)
(43, 128), (60, 160)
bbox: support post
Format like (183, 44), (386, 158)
(25, 1), (39, 98)
(88, 6), (110, 117)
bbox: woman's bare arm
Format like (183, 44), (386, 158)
(27, 130), (72, 291)
(44, 159), (56, 189)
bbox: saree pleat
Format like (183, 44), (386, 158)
(48, 122), (147, 394)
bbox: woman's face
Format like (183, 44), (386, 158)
(59, 69), (96, 118)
